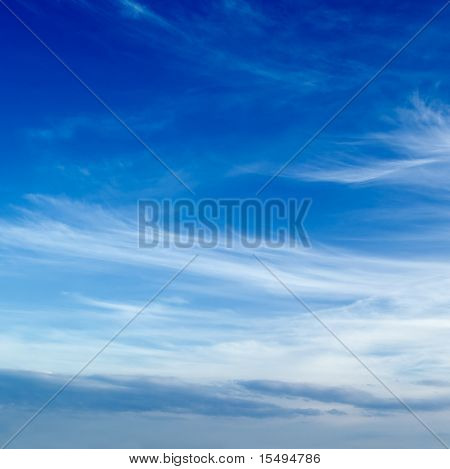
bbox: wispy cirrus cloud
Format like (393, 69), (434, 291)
(1, 195), (450, 394)
(290, 156), (436, 184)
(289, 96), (450, 187)
(60, 0), (360, 90)
(27, 111), (171, 142)
(3, 193), (450, 305)
(117, 0), (180, 32)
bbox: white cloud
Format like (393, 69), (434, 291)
(1, 195), (450, 401)
(292, 157), (436, 184)
(117, 0), (177, 32)
(272, 96), (450, 188)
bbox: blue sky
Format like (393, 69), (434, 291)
(1, 0), (450, 448)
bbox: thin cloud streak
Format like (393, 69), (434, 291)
(290, 96), (450, 187)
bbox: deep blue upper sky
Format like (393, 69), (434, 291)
(1, 0), (448, 199)
(1, 0), (449, 247)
